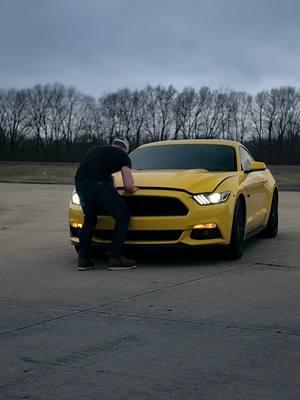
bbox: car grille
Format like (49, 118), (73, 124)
(94, 229), (182, 242)
(70, 227), (182, 242)
(100, 195), (188, 217)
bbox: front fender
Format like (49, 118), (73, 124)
(214, 175), (247, 237)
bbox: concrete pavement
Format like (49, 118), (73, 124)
(0, 183), (299, 399)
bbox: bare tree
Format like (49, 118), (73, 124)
(172, 87), (207, 139)
(2, 89), (29, 151)
(0, 83), (300, 163)
(0, 90), (7, 147)
(26, 84), (53, 148)
(143, 85), (176, 141)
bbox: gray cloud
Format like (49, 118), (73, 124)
(1, 0), (300, 96)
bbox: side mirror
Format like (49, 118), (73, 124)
(246, 161), (267, 173)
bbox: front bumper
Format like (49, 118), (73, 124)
(69, 188), (234, 247)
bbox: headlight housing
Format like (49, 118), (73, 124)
(72, 191), (81, 205)
(193, 192), (230, 205)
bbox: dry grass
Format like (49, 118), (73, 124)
(0, 162), (299, 190)
(0, 163), (77, 184)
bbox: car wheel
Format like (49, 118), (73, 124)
(226, 199), (245, 260)
(264, 191), (278, 238)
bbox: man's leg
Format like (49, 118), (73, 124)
(94, 183), (130, 257)
(78, 207), (97, 258)
(76, 183), (98, 270)
(94, 184), (136, 269)
(110, 205), (130, 258)
(76, 207), (97, 270)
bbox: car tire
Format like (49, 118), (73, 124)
(263, 191), (278, 238)
(226, 199), (245, 260)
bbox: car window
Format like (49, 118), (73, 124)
(240, 147), (254, 171)
(130, 144), (237, 172)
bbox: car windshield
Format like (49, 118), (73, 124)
(130, 144), (237, 172)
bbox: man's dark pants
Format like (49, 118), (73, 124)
(75, 181), (130, 258)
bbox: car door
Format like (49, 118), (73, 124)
(240, 147), (267, 231)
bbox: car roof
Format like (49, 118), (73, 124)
(138, 139), (240, 149)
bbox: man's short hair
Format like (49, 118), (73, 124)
(112, 137), (130, 152)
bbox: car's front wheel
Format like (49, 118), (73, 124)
(226, 199), (245, 260)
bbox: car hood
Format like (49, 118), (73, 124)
(114, 169), (236, 193)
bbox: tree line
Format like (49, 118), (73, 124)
(0, 83), (299, 163)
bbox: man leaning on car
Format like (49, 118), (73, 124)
(74, 137), (138, 271)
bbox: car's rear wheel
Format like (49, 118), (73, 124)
(226, 199), (245, 260)
(263, 191), (278, 238)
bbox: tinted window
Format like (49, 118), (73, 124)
(240, 147), (254, 171)
(130, 144), (237, 172)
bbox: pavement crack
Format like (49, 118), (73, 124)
(94, 310), (300, 338)
(255, 262), (298, 269)
(0, 301), (81, 311)
(0, 311), (86, 337)
(164, 265), (248, 289)
(0, 264), (250, 337)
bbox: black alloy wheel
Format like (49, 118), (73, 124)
(264, 192), (279, 238)
(226, 199), (245, 260)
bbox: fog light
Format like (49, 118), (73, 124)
(71, 222), (83, 228)
(193, 223), (217, 229)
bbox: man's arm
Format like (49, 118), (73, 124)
(121, 166), (137, 192)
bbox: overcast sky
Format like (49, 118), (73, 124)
(1, 0), (299, 97)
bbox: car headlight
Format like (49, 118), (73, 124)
(72, 191), (81, 205)
(193, 192), (230, 205)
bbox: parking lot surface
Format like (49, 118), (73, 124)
(0, 183), (299, 400)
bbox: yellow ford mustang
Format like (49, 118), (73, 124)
(69, 139), (278, 259)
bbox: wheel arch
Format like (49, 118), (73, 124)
(226, 192), (247, 259)
(273, 186), (279, 199)
(228, 192), (247, 238)
(265, 185), (279, 224)
(236, 193), (246, 220)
